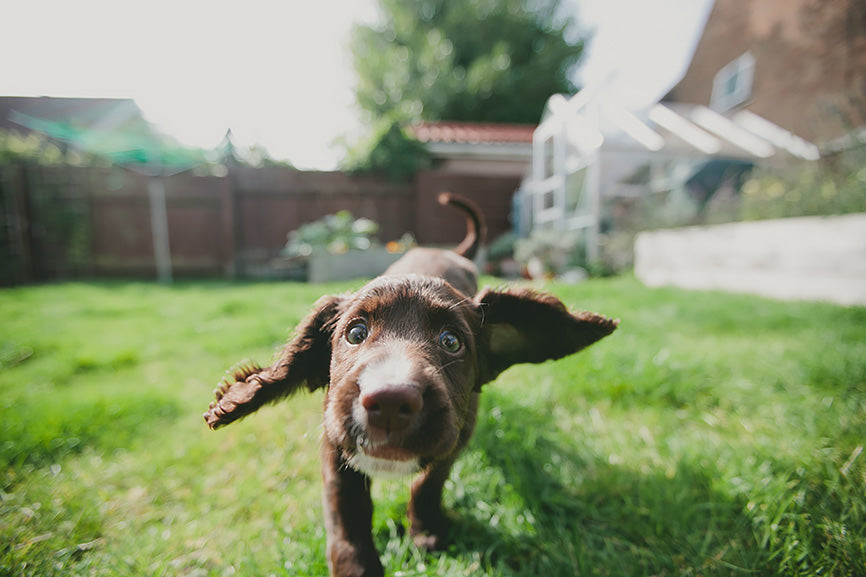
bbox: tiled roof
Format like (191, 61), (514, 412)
(410, 122), (535, 144)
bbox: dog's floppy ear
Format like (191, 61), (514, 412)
(475, 287), (618, 386)
(204, 294), (345, 430)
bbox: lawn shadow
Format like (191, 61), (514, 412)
(434, 393), (756, 576)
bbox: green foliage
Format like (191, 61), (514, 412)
(740, 148), (866, 220)
(513, 228), (603, 278)
(600, 146), (866, 273)
(283, 210), (381, 257)
(514, 228), (578, 277)
(345, 0), (585, 176)
(486, 231), (519, 262)
(2, 278), (865, 575)
(352, 0), (583, 125)
(0, 130), (98, 166)
(0, 164), (95, 283)
(342, 121), (431, 181)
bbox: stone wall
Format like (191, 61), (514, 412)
(634, 213), (866, 306)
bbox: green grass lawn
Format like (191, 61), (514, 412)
(2, 276), (864, 576)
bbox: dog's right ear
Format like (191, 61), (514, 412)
(204, 294), (345, 430)
(475, 287), (618, 386)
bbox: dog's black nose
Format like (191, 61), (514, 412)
(361, 386), (423, 433)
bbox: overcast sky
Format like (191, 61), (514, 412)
(571, 0), (713, 108)
(1, 0), (712, 169)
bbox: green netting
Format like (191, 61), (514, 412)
(9, 109), (208, 173)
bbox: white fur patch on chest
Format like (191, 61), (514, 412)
(348, 451), (420, 478)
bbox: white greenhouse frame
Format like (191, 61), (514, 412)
(521, 90), (819, 265)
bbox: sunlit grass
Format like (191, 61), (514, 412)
(2, 277), (864, 576)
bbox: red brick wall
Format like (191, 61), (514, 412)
(671, 0), (866, 143)
(415, 170), (520, 246)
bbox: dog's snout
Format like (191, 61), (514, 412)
(361, 386), (423, 432)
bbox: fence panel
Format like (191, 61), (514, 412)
(1, 163), (518, 283)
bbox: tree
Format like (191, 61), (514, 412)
(341, 122), (432, 181)
(345, 0), (585, 177)
(353, 0), (584, 124)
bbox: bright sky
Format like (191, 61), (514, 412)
(1, 0), (712, 170)
(572, 0), (714, 109)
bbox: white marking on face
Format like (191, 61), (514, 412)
(352, 349), (418, 425)
(358, 349), (416, 394)
(345, 345), (426, 478)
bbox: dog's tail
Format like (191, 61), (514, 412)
(438, 192), (486, 261)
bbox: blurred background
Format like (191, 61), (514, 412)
(1, 0), (864, 302)
(3, 3), (865, 576)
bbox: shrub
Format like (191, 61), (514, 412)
(341, 121), (431, 182)
(283, 211), (380, 258)
(740, 148), (866, 220)
(514, 228), (584, 278)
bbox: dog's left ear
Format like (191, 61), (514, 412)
(475, 287), (618, 385)
(204, 294), (345, 430)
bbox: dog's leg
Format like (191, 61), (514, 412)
(321, 444), (383, 577)
(408, 394), (477, 550)
(407, 455), (456, 550)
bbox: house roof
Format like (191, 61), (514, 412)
(538, 92), (819, 161)
(410, 122), (536, 145)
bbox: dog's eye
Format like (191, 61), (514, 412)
(438, 330), (462, 353)
(346, 322), (369, 345)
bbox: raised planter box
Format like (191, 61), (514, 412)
(307, 249), (403, 284)
(634, 213), (866, 306)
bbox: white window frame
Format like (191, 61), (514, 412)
(711, 51), (755, 112)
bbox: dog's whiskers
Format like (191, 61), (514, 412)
(448, 296), (475, 311)
(431, 358), (464, 375)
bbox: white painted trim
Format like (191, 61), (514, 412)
(649, 104), (721, 154)
(689, 106), (775, 157)
(732, 110), (820, 160)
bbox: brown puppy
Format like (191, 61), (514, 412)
(204, 193), (618, 577)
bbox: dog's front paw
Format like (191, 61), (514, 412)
(409, 513), (451, 551)
(327, 539), (384, 577)
(203, 365), (264, 429)
(411, 529), (449, 552)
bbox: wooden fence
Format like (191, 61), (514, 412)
(0, 163), (520, 284)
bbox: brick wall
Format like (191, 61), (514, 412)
(415, 171), (520, 245)
(670, 0), (866, 143)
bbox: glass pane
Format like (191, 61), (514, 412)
(566, 168), (587, 215)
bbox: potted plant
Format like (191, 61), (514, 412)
(282, 212), (409, 283)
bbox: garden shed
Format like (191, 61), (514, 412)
(518, 90), (820, 264)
